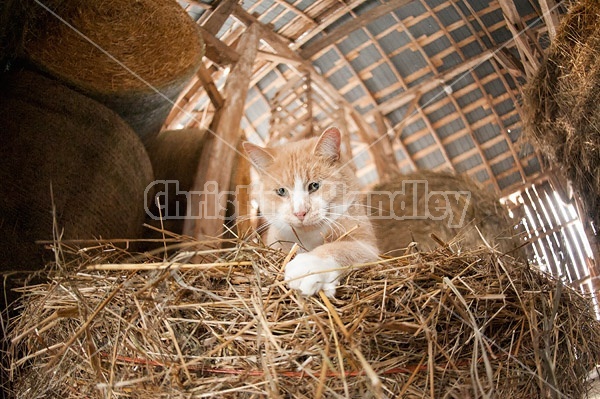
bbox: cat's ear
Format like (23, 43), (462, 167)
(314, 127), (341, 162)
(242, 142), (275, 170)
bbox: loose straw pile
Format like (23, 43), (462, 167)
(5, 239), (600, 398)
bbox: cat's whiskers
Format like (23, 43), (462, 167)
(320, 216), (347, 238)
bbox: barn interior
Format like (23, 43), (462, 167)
(1, 0), (600, 397)
(162, 0), (598, 298)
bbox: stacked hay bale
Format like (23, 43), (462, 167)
(144, 129), (253, 241)
(144, 128), (209, 237)
(0, 0), (206, 278)
(0, 10), (207, 398)
(523, 0), (600, 229)
(368, 171), (521, 255)
(18, 0), (204, 141)
(0, 70), (153, 277)
(6, 240), (600, 398)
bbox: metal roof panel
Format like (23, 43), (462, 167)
(367, 13), (398, 36)
(455, 153), (483, 172)
(394, 1), (428, 18)
(349, 44), (382, 72)
(446, 135), (476, 159)
(415, 149), (446, 169)
(437, 5), (462, 27)
(407, 16), (441, 39)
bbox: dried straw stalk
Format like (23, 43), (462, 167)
(5, 238), (600, 398)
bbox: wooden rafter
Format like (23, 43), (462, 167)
(385, 14), (459, 173)
(373, 49), (497, 116)
(498, 0), (543, 79)
(290, 0), (366, 47)
(168, 0), (555, 197)
(195, 63), (224, 109)
(200, 27), (240, 66)
(201, 0), (237, 35)
(424, 0), (526, 189)
(228, 3), (397, 168)
(539, 0), (561, 40)
(449, 0), (545, 187)
(298, 0), (414, 59)
(325, 44), (402, 178)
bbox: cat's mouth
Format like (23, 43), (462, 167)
(288, 214), (319, 228)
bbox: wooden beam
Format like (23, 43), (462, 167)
(199, 27), (240, 66)
(201, 0), (237, 35)
(299, 0), (414, 59)
(229, 139), (253, 237)
(374, 111), (403, 178)
(539, 0), (561, 41)
(351, 112), (401, 182)
(291, 0), (365, 48)
(498, 0), (542, 78)
(196, 0), (240, 67)
(183, 24), (259, 240)
(231, 4), (393, 169)
(255, 50), (302, 67)
(185, 0), (211, 10)
(196, 62), (224, 109)
(492, 48), (525, 79)
(334, 103), (356, 172)
(392, 94), (420, 142)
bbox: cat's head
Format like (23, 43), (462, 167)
(243, 127), (357, 229)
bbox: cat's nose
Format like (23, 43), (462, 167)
(294, 211), (307, 221)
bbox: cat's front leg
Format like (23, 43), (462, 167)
(284, 253), (341, 297)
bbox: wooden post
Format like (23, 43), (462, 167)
(350, 111), (401, 182)
(229, 139), (253, 238)
(334, 103), (356, 172)
(200, 0), (237, 35)
(183, 24), (259, 241)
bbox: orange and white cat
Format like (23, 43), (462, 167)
(243, 127), (379, 297)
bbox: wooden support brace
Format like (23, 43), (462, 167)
(350, 111), (401, 182)
(196, 62), (224, 109)
(201, 0), (237, 35)
(334, 103), (356, 172)
(200, 27), (240, 66)
(183, 24), (259, 241)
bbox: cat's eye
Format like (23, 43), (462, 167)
(275, 187), (288, 197)
(308, 182), (321, 193)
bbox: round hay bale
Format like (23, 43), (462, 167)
(144, 130), (253, 241)
(0, 69), (153, 274)
(7, 242), (600, 398)
(368, 171), (520, 255)
(20, 0), (204, 141)
(522, 0), (600, 229)
(144, 128), (208, 237)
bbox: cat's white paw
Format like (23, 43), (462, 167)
(284, 253), (341, 297)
